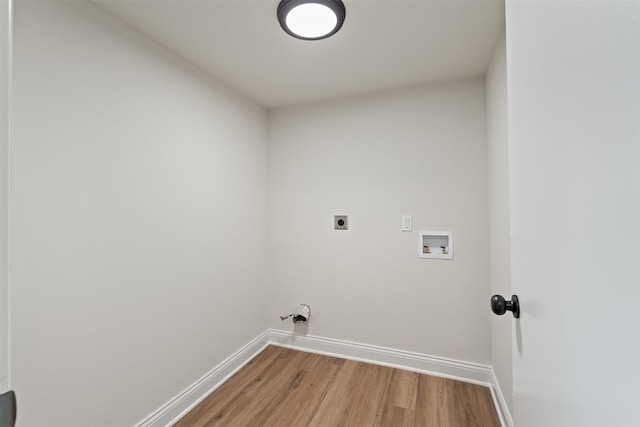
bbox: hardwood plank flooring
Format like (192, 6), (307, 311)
(173, 346), (500, 427)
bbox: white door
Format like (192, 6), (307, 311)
(506, 1), (639, 426)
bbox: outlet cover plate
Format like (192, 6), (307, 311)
(334, 215), (348, 230)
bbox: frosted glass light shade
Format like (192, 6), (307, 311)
(286, 4), (337, 39)
(277, 0), (346, 41)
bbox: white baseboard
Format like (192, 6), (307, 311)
(137, 328), (510, 427)
(489, 367), (514, 427)
(267, 329), (493, 387)
(134, 330), (270, 427)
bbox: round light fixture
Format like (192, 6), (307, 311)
(277, 0), (346, 41)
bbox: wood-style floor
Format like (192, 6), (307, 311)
(173, 345), (500, 427)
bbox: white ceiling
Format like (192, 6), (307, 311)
(95, 0), (505, 109)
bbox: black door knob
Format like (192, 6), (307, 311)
(491, 294), (520, 318)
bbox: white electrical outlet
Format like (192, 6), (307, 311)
(402, 215), (412, 231)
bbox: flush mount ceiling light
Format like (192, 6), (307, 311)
(277, 0), (346, 41)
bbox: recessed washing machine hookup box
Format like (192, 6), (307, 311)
(419, 231), (453, 260)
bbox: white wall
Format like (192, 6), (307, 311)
(268, 79), (491, 364)
(12, 2), (268, 426)
(506, 1), (639, 425)
(486, 29), (513, 416)
(0, 0), (11, 394)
